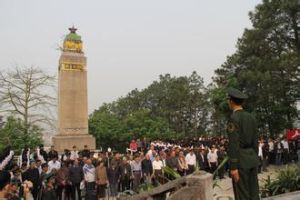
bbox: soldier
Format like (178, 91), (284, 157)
(227, 88), (259, 200)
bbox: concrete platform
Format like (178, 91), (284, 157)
(263, 191), (300, 200)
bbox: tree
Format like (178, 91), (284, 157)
(136, 72), (209, 136)
(89, 72), (210, 151)
(123, 109), (176, 141)
(0, 66), (56, 135)
(0, 116), (42, 152)
(89, 104), (127, 151)
(212, 0), (300, 136)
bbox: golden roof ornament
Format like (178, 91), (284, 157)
(63, 26), (83, 53)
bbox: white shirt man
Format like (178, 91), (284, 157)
(83, 160), (96, 183)
(207, 149), (218, 164)
(277, 142), (282, 150)
(48, 159), (61, 172)
(185, 151), (197, 167)
(152, 159), (163, 170)
(258, 142), (264, 158)
(281, 139), (289, 152)
(70, 146), (79, 161)
(268, 140), (274, 152)
(147, 145), (156, 162)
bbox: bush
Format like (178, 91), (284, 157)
(260, 164), (300, 198)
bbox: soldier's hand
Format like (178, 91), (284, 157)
(230, 169), (240, 183)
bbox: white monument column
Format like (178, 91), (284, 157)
(52, 27), (95, 151)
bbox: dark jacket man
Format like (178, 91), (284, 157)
(48, 146), (58, 161)
(196, 149), (208, 171)
(166, 151), (178, 170)
(141, 156), (153, 176)
(119, 159), (131, 191)
(22, 162), (41, 200)
(69, 164), (83, 184)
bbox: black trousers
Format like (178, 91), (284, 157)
(218, 165), (225, 179)
(97, 184), (107, 198)
(177, 169), (185, 176)
(283, 149), (289, 164)
(85, 182), (97, 200)
(56, 185), (71, 200)
(56, 185), (64, 200)
(71, 183), (81, 200)
(121, 176), (131, 191)
(209, 162), (217, 174)
(268, 151), (275, 165)
(65, 185), (72, 200)
(232, 168), (259, 200)
(187, 165), (195, 175)
(31, 186), (39, 200)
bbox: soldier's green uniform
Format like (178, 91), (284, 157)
(227, 88), (260, 200)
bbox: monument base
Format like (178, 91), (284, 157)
(52, 134), (96, 152)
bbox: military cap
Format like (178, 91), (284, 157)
(227, 87), (248, 99)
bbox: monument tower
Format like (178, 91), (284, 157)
(53, 27), (95, 151)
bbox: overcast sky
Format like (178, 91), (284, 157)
(0, 0), (261, 113)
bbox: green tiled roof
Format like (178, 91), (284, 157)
(65, 33), (81, 41)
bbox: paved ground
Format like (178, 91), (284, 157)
(213, 164), (297, 200)
(263, 191), (300, 200)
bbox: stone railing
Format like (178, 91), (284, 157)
(121, 171), (213, 200)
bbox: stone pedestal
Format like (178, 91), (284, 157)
(52, 134), (95, 152)
(126, 171), (213, 200)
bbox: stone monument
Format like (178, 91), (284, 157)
(52, 27), (96, 152)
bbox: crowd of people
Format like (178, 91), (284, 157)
(0, 135), (300, 200)
(257, 137), (300, 172)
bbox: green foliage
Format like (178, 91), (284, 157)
(212, 156), (229, 191)
(89, 72), (209, 151)
(138, 182), (155, 193)
(213, 156), (229, 177)
(162, 166), (181, 179)
(212, 0), (300, 136)
(260, 164), (300, 197)
(124, 109), (176, 140)
(207, 84), (231, 135)
(0, 116), (42, 152)
(89, 108), (177, 151)
(89, 107), (127, 151)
